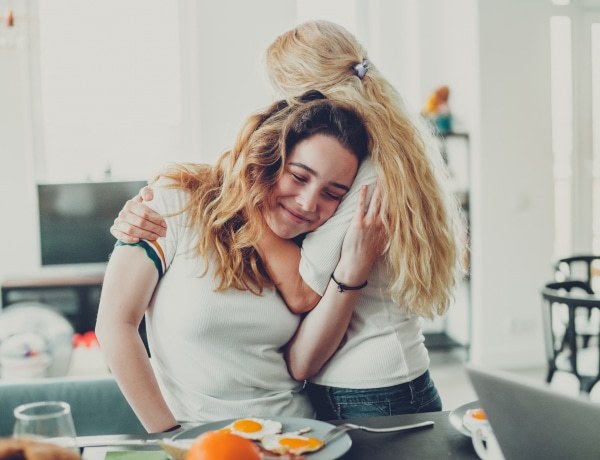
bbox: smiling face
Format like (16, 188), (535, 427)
(264, 133), (358, 239)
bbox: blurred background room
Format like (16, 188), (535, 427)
(1, 0), (600, 410)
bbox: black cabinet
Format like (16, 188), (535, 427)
(1, 274), (104, 333)
(2, 273), (149, 354)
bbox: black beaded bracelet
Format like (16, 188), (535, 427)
(163, 424), (182, 433)
(331, 273), (368, 293)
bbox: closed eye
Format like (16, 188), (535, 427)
(291, 173), (308, 183)
(288, 163), (351, 199)
(324, 191), (343, 201)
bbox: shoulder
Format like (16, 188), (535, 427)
(145, 179), (191, 214)
(353, 158), (377, 184)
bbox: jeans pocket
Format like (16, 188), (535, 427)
(412, 379), (442, 413)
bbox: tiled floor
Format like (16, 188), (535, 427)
(428, 349), (600, 412)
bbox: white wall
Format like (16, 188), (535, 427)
(470, 0), (555, 367)
(0, 1), (40, 280)
(0, 0), (562, 369)
(184, 1), (297, 164)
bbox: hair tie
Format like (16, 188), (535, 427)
(353, 59), (372, 79)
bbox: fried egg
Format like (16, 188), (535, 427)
(462, 408), (490, 433)
(260, 432), (324, 455)
(219, 417), (282, 440)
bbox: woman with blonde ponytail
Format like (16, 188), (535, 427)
(112, 20), (465, 420)
(260, 20), (465, 420)
(265, 20), (463, 319)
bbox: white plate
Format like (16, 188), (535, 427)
(173, 416), (352, 459)
(448, 400), (482, 437)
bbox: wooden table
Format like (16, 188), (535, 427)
(81, 410), (479, 460)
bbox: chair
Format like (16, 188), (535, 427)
(552, 255), (600, 290)
(552, 255), (600, 346)
(541, 281), (600, 392)
(0, 375), (145, 437)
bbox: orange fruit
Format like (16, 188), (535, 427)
(185, 430), (261, 460)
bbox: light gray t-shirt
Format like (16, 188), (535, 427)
(299, 159), (430, 388)
(140, 183), (314, 424)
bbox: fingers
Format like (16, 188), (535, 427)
(139, 186), (155, 202)
(122, 197), (167, 229)
(340, 183), (387, 277)
(364, 183), (382, 221)
(354, 185), (368, 221)
(110, 193), (167, 242)
(111, 215), (165, 242)
(110, 223), (140, 244)
(356, 183), (382, 225)
(360, 183), (387, 256)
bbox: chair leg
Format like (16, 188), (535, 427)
(582, 377), (600, 393)
(546, 367), (555, 383)
(580, 378), (594, 393)
(583, 333), (597, 348)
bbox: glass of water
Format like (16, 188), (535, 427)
(13, 401), (78, 453)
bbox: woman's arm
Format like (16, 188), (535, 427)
(95, 245), (177, 433)
(113, 186), (321, 313)
(255, 230), (320, 314)
(286, 184), (386, 380)
(111, 165), (373, 316)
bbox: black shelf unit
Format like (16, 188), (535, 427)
(424, 132), (471, 357)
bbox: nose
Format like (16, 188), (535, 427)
(297, 187), (318, 213)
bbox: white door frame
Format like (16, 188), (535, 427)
(572, 10), (600, 253)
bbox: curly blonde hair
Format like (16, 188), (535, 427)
(265, 20), (466, 318)
(153, 94), (369, 295)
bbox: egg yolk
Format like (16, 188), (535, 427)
(279, 437), (323, 451)
(232, 419), (263, 433)
(469, 409), (487, 420)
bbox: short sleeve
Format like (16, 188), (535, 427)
(299, 159), (377, 295)
(117, 180), (190, 277)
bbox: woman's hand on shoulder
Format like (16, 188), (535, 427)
(337, 184), (386, 282)
(110, 186), (167, 243)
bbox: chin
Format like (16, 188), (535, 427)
(266, 212), (303, 240)
(271, 226), (301, 240)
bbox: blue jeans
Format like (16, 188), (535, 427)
(305, 370), (442, 420)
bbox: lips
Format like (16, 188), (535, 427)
(280, 203), (312, 225)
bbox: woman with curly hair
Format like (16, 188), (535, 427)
(96, 94), (382, 432)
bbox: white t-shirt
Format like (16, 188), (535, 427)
(300, 159), (430, 388)
(140, 183), (314, 424)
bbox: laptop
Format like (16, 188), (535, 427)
(466, 365), (600, 460)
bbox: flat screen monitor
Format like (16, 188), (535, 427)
(37, 180), (147, 266)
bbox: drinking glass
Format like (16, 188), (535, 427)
(13, 401), (78, 453)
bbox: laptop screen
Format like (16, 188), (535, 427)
(466, 365), (600, 460)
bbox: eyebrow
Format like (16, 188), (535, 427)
(288, 162), (351, 192)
